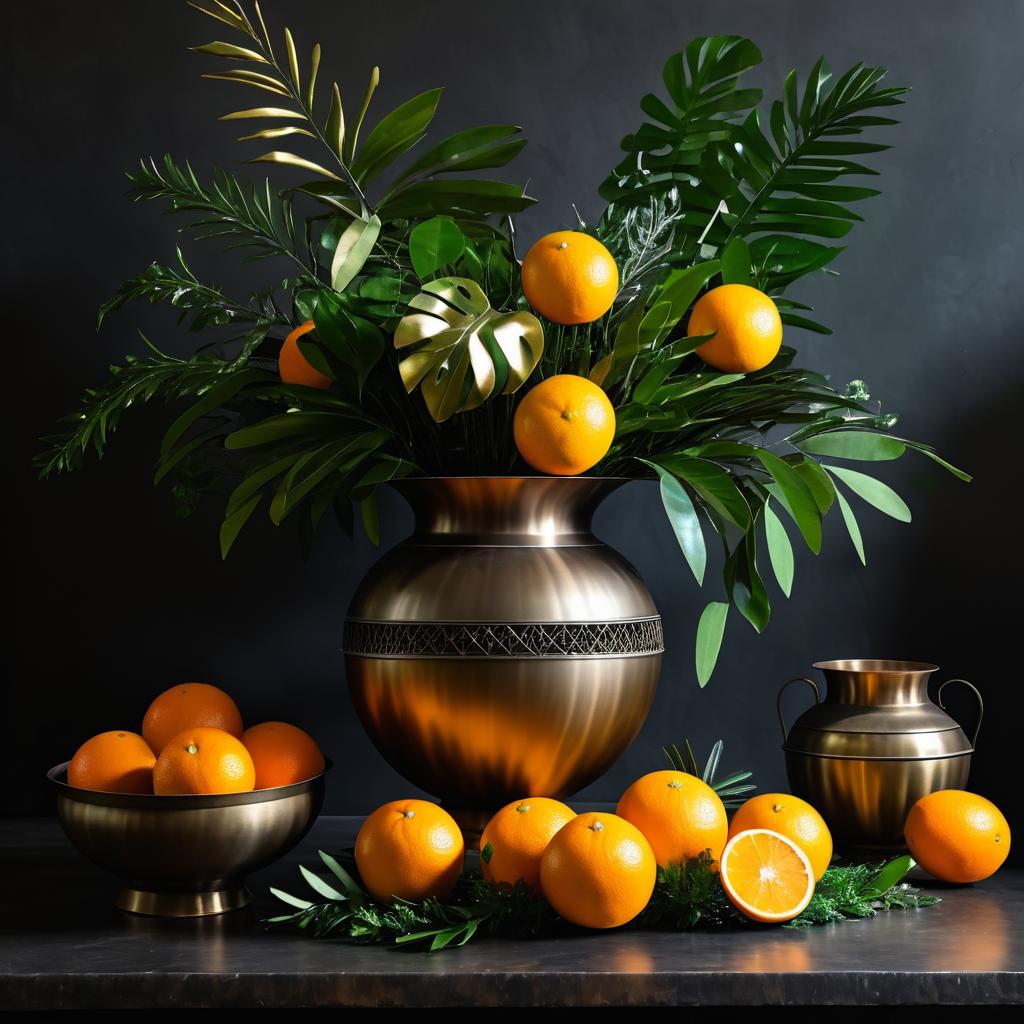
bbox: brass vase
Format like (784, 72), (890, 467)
(779, 660), (983, 851)
(343, 476), (663, 836)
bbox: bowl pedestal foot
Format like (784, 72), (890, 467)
(116, 885), (252, 917)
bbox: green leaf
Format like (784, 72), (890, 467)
(826, 465), (911, 522)
(763, 501), (794, 597)
(269, 886), (314, 911)
(389, 124), (525, 186)
(644, 461), (706, 585)
(792, 457), (836, 513)
(330, 215), (382, 293)
(481, 842), (494, 865)
(351, 88), (443, 186)
(799, 429), (906, 461)
(220, 492), (261, 558)
(313, 290), (385, 394)
(720, 238), (752, 285)
(862, 855), (915, 899)
(834, 487), (866, 564)
(318, 850), (363, 897)
(657, 456), (750, 528)
(408, 216), (466, 280)
(299, 865), (346, 902)
(696, 602), (729, 688)
(754, 450), (821, 553)
(378, 179), (535, 221)
(724, 517), (771, 634)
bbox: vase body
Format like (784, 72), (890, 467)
(780, 660), (980, 851)
(343, 477), (663, 834)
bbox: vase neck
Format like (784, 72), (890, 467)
(815, 660), (938, 706)
(392, 477), (626, 546)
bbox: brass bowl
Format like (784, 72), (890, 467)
(47, 761), (329, 917)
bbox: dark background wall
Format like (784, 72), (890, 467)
(7, 1), (1023, 856)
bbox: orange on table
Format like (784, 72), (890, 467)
(521, 230), (619, 325)
(687, 283), (783, 373)
(729, 793), (833, 881)
(68, 731), (156, 794)
(479, 797), (576, 891)
(616, 769), (728, 868)
(513, 374), (615, 476)
(720, 828), (815, 923)
(354, 799), (464, 904)
(279, 320), (331, 390)
(905, 789), (1011, 883)
(142, 682), (244, 755)
(539, 811), (656, 929)
(242, 721), (325, 789)
(152, 727), (255, 795)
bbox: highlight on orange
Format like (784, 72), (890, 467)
(153, 727), (256, 795)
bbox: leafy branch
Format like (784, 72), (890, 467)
(663, 737), (756, 808)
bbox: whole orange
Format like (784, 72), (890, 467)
(355, 799), (464, 904)
(279, 320), (331, 389)
(539, 811), (656, 929)
(241, 721), (325, 789)
(616, 770), (728, 868)
(521, 231), (619, 325)
(729, 793), (833, 881)
(905, 790), (1011, 883)
(142, 682), (244, 755)
(68, 731), (156, 794)
(687, 283), (783, 372)
(153, 727), (256, 795)
(513, 374), (615, 475)
(480, 797), (576, 891)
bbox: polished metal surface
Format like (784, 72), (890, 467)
(779, 661), (982, 850)
(48, 762), (327, 917)
(344, 477), (663, 833)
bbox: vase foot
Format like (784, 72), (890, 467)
(116, 885), (251, 917)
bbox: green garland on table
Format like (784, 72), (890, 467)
(268, 849), (938, 951)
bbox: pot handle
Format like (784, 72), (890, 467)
(937, 678), (984, 749)
(777, 677), (821, 742)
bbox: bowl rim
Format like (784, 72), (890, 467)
(47, 758), (332, 810)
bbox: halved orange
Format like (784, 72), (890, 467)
(719, 828), (815, 923)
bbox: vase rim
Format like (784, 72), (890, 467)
(813, 659), (939, 674)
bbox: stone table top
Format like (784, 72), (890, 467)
(1, 816), (1021, 1008)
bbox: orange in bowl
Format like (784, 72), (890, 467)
(153, 727), (255, 795)
(142, 682), (244, 755)
(242, 721), (325, 789)
(68, 731), (156, 794)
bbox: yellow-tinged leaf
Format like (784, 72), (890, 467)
(347, 66), (380, 161)
(203, 70), (290, 97)
(326, 82), (345, 159)
(238, 126), (316, 142)
(283, 28), (300, 91)
(252, 1), (273, 50)
(589, 353), (612, 387)
(219, 107), (304, 120)
(191, 41), (267, 62)
(247, 151), (341, 180)
(307, 43), (322, 109)
(188, 2), (247, 32)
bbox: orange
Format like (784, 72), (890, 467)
(728, 793), (833, 881)
(616, 769), (728, 868)
(68, 731), (156, 794)
(687, 283), (783, 372)
(521, 231), (619, 325)
(279, 320), (331, 389)
(479, 797), (576, 891)
(142, 682), (244, 755)
(513, 374), (615, 475)
(354, 799), (464, 904)
(241, 721), (325, 789)
(720, 828), (815, 923)
(152, 727), (255, 795)
(539, 811), (656, 929)
(905, 790), (1011, 883)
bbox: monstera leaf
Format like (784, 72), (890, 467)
(394, 277), (544, 422)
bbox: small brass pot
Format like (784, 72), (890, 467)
(48, 762), (328, 917)
(779, 661), (983, 851)
(344, 477), (663, 837)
